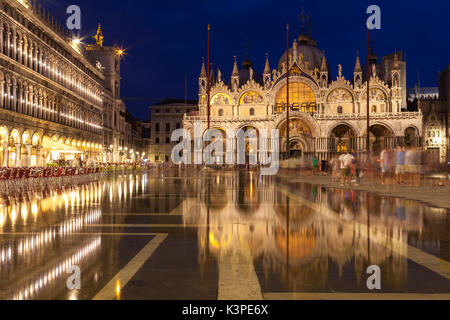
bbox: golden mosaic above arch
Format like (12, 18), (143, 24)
(211, 93), (231, 105)
(369, 88), (387, 101)
(239, 91), (264, 105)
(327, 88), (353, 102)
(279, 119), (312, 137)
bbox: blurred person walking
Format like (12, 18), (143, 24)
(351, 149), (361, 186)
(395, 145), (406, 184)
(312, 155), (318, 176)
(380, 147), (394, 185)
(341, 151), (355, 187)
(339, 152), (346, 185)
(405, 146), (420, 187)
(330, 154), (340, 182)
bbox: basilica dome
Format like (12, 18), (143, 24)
(278, 33), (325, 71)
(238, 55), (263, 86)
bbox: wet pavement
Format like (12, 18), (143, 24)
(0, 169), (449, 300)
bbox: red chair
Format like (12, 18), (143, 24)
(0, 168), (8, 180)
(9, 168), (17, 180)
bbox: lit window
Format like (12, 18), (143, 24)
(275, 82), (316, 109)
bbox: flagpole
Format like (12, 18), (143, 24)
(207, 24), (211, 130)
(366, 28), (370, 155)
(366, 26), (371, 263)
(286, 24), (290, 159)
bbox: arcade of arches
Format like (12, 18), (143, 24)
(191, 118), (421, 164)
(0, 126), (103, 167)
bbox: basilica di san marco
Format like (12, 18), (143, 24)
(184, 25), (423, 161)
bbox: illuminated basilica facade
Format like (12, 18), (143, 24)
(184, 23), (423, 159)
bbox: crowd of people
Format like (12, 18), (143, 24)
(287, 146), (448, 188)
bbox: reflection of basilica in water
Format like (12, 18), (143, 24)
(0, 171), (448, 298)
(186, 172), (446, 291)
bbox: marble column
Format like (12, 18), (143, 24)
(26, 144), (32, 167)
(36, 146), (41, 167)
(2, 142), (8, 167)
(15, 143), (21, 167)
(0, 21), (3, 54)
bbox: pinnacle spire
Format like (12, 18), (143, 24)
(320, 55), (328, 72)
(200, 58), (206, 78)
(209, 64), (215, 84)
(393, 50), (400, 69)
(93, 23), (104, 47)
(232, 56), (239, 76)
(354, 52), (362, 72)
(264, 53), (270, 75)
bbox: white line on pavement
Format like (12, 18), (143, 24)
(93, 233), (168, 300)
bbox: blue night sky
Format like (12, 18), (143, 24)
(40, 0), (450, 121)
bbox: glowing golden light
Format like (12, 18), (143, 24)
(115, 281), (121, 300)
(0, 127), (8, 143)
(115, 48), (125, 58)
(275, 82), (316, 107)
(70, 38), (83, 54)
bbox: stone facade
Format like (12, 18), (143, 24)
(420, 63), (450, 163)
(0, 0), (133, 167)
(85, 32), (126, 164)
(148, 99), (197, 163)
(0, 0), (104, 166)
(184, 28), (423, 161)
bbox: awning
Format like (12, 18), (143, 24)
(42, 136), (84, 154)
